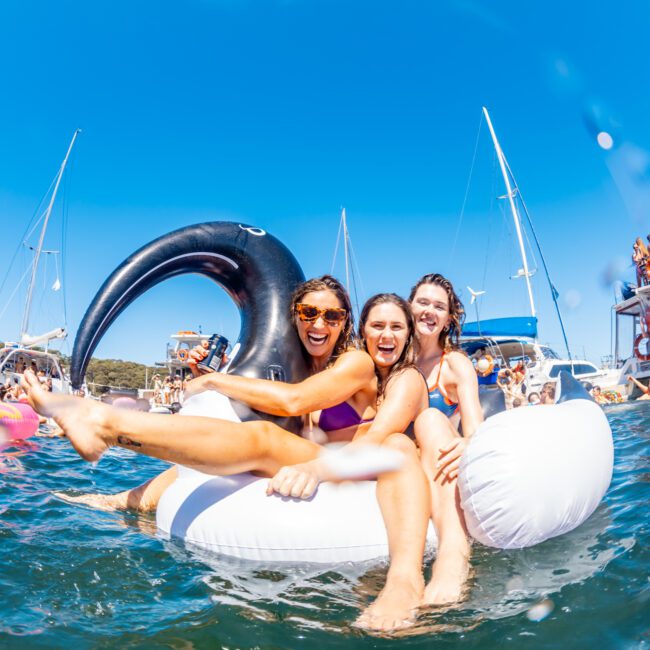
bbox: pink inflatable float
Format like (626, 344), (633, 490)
(0, 402), (39, 441)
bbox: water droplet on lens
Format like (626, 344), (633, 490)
(527, 598), (554, 622)
(597, 131), (614, 150)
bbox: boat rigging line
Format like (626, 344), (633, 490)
(484, 107), (573, 361)
(21, 129), (80, 341)
(449, 112), (483, 267)
(330, 207), (364, 318)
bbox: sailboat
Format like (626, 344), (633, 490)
(0, 130), (81, 394)
(460, 108), (622, 394)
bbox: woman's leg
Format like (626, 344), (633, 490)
(24, 372), (319, 475)
(415, 408), (471, 605)
(55, 466), (179, 513)
(356, 433), (430, 632)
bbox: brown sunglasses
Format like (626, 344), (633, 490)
(295, 303), (347, 325)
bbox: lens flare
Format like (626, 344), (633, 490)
(597, 131), (614, 150)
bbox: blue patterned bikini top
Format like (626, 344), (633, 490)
(428, 352), (459, 418)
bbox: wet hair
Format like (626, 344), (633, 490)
(358, 293), (417, 398)
(408, 273), (465, 350)
(289, 275), (355, 365)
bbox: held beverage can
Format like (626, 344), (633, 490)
(197, 334), (229, 373)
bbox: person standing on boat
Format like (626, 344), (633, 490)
(408, 273), (484, 606)
(152, 375), (162, 404)
(497, 367), (524, 409)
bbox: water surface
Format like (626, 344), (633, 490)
(1, 403), (648, 648)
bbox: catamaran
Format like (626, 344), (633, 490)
(0, 130), (81, 394)
(459, 108), (623, 395)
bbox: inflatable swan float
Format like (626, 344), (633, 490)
(71, 222), (613, 563)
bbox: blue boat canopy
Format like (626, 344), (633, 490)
(461, 316), (538, 339)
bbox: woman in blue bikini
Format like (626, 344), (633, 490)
(33, 277), (430, 632)
(409, 273), (484, 606)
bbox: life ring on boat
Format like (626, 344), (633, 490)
(177, 349), (190, 362)
(70, 221), (310, 433)
(476, 354), (495, 377)
(633, 333), (650, 361)
(156, 372), (613, 562)
(0, 402), (39, 441)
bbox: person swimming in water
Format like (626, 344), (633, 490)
(35, 280), (431, 632)
(408, 273), (484, 606)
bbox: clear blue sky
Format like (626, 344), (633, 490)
(0, 1), (647, 366)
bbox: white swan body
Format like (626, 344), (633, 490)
(156, 373), (613, 562)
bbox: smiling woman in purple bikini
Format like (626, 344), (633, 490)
(38, 277), (431, 632)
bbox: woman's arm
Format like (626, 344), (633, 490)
(267, 367), (427, 498)
(628, 375), (650, 394)
(452, 354), (484, 439)
(351, 368), (427, 446)
(186, 349), (376, 416)
(433, 353), (484, 481)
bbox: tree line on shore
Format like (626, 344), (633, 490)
(1, 343), (160, 395)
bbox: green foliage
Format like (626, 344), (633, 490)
(84, 358), (160, 395)
(2, 345), (158, 395)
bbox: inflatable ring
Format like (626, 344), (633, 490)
(156, 372), (613, 562)
(476, 354), (495, 377)
(70, 222), (613, 562)
(70, 222), (310, 434)
(0, 402), (39, 441)
(634, 333), (650, 361)
(177, 349), (190, 362)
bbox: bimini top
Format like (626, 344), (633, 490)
(462, 316), (538, 339)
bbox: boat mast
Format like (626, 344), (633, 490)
(341, 207), (350, 295)
(482, 107), (537, 320)
(21, 129), (81, 338)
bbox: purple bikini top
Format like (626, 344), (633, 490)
(318, 401), (374, 432)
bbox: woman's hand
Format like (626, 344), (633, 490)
(187, 341), (210, 376)
(266, 460), (323, 499)
(182, 373), (216, 400)
(435, 437), (468, 482)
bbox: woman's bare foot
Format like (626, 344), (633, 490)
(22, 370), (115, 462)
(54, 491), (132, 512)
(54, 471), (170, 513)
(423, 547), (470, 606)
(355, 573), (424, 632)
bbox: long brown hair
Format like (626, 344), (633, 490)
(290, 275), (355, 366)
(358, 293), (417, 398)
(408, 273), (464, 350)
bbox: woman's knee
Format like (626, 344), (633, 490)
(254, 421), (319, 468)
(414, 408), (457, 449)
(243, 420), (277, 459)
(382, 432), (419, 460)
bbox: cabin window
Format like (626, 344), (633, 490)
(538, 346), (561, 360)
(549, 363), (598, 378)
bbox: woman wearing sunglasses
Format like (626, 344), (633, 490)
(42, 277), (431, 631)
(408, 273), (484, 606)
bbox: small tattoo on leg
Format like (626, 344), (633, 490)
(117, 436), (142, 448)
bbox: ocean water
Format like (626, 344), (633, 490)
(0, 403), (648, 649)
